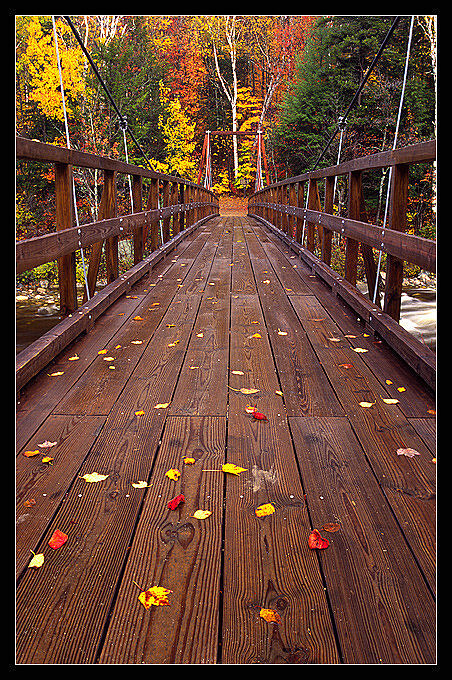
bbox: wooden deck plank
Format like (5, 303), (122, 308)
(16, 216), (436, 665)
(98, 416), (226, 664)
(221, 277), (340, 664)
(289, 417), (436, 664)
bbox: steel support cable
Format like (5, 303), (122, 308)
(52, 16), (90, 302)
(61, 15), (156, 173)
(312, 15), (401, 171)
(372, 15), (415, 304)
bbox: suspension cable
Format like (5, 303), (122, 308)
(372, 15), (415, 304)
(52, 16), (90, 302)
(60, 15), (156, 173)
(312, 15), (401, 171)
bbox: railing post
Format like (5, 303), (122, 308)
(162, 180), (170, 243)
(132, 174), (143, 264)
(306, 178), (321, 253)
(345, 171), (360, 285)
(178, 183), (185, 232)
(289, 182), (297, 239)
(296, 182), (304, 243)
(322, 176), (334, 265)
(55, 161), (77, 315)
(104, 171), (118, 284)
(384, 163), (409, 321)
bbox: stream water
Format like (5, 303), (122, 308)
(15, 280), (437, 355)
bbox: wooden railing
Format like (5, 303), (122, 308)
(248, 139), (436, 388)
(16, 136), (219, 389)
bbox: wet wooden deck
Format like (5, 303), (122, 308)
(16, 216), (436, 664)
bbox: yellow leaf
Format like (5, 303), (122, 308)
(232, 370), (244, 375)
(196, 332), (204, 337)
(68, 354), (79, 361)
(48, 371), (64, 376)
(131, 340), (143, 344)
(385, 379), (393, 385)
(98, 349), (107, 354)
(260, 608), (281, 623)
(165, 468), (180, 481)
(353, 347), (368, 353)
(381, 398), (399, 404)
(397, 386), (406, 392)
(131, 481), (150, 488)
(103, 356), (115, 361)
(277, 329), (287, 335)
(249, 333), (262, 338)
(192, 509), (212, 520)
(79, 472), (109, 483)
(28, 551), (45, 569)
(359, 401), (375, 408)
(133, 316), (144, 321)
(275, 390), (283, 396)
(42, 456), (54, 464)
(183, 457), (195, 465)
(138, 585), (173, 609)
(135, 410), (145, 416)
(155, 402), (170, 409)
(255, 503), (275, 517)
(222, 463), (247, 476)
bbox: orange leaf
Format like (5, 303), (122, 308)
(138, 585), (173, 609)
(255, 503), (275, 517)
(23, 450), (40, 457)
(308, 529), (329, 550)
(260, 608), (281, 623)
(48, 529), (68, 550)
(322, 522), (341, 533)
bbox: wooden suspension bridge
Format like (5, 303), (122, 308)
(15, 134), (436, 665)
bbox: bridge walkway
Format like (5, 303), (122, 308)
(16, 215), (436, 664)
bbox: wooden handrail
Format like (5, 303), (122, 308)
(249, 138), (436, 323)
(16, 136), (219, 315)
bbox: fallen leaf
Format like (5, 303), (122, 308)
(232, 370), (244, 375)
(327, 337), (341, 342)
(308, 529), (329, 550)
(344, 334), (357, 338)
(397, 448), (420, 458)
(222, 463), (247, 476)
(252, 411), (268, 421)
(245, 405), (257, 414)
(249, 333), (262, 338)
(28, 551), (45, 569)
(322, 522), (341, 533)
(338, 363), (353, 369)
(352, 347), (368, 353)
(132, 481), (150, 488)
(381, 398), (399, 404)
(23, 450), (40, 457)
(135, 410), (145, 416)
(98, 350), (107, 354)
(275, 390), (283, 396)
(41, 456), (54, 464)
(277, 329), (287, 335)
(133, 316), (144, 321)
(359, 401), (375, 408)
(397, 386), (406, 392)
(79, 472), (109, 483)
(192, 509), (212, 520)
(385, 379), (393, 385)
(183, 457), (195, 465)
(131, 340), (143, 344)
(260, 608), (281, 623)
(263, 280), (271, 284)
(68, 354), (79, 361)
(48, 371), (64, 376)
(228, 386), (259, 395)
(165, 468), (180, 481)
(38, 440), (57, 448)
(48, 529), (68, 550)
(138, 585), (173, 609)
(103, 356), (115, 361)
(23, 498), (36, 508)
(155, 402), (170, 409)
(255, 503), (275, 517)
(196, 332), (204, 337)
(167, 494), (185, 510)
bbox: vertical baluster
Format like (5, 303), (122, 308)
(132, 174), (143, 264)
(384, 163), (409, 320)
(55, 161), (77, 315)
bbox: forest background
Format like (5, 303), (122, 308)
(15, 15), (436, 282)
